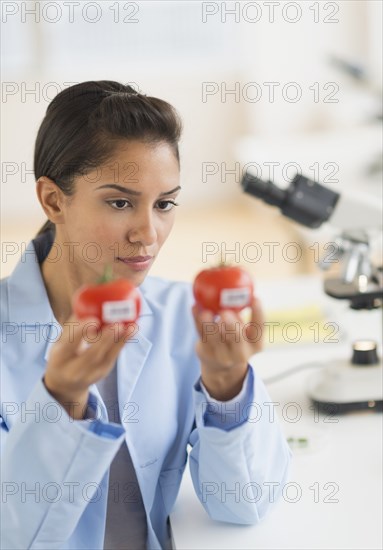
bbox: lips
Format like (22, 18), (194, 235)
(117, 255), (154, 272)
(118, 255), (153, 263)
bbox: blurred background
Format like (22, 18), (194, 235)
(1, 0), (382, 284)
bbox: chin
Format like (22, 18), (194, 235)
(114, 265), (148, 286)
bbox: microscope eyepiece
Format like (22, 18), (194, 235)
(241, 171), (340, 229)
(241, 173), (286, 207)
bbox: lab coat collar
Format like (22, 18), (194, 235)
(7, 236), (154, 329)
(8, 239), (57, 327)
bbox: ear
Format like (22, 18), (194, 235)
(36, 177), (67, 224)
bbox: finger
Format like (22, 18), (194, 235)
(251, 296), (264, 324)
(80, 323), (125, 363)
(191, 304), (204, 338)
(204, 311), (239, 367)
(246, 296), (264, 348)
(217, 311), (251, 366)
(194, 307), (218, 351)
(69, 328), (127, 387)
(202, 318), (221, 353)
(192, 304), (215, 339)
(238, 306), (251, 324)
(218, 310), (242, 347)
(195, 332), (232, 368)
(73, 321), (138, 380)
(54, 314), (100, 360)
(217, 308), (259, 364)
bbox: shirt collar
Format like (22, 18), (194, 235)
(8, 231), (153, 326)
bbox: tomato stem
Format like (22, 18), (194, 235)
(98, 264), (114, 284)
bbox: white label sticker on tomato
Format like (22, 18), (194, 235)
(102, 299), (136, 323)
(220, 287), (251, 308)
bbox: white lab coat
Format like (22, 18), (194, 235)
(0, 237), (291, 549)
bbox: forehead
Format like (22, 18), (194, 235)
(78, 140), (180, 191)
(108, 139), (178, 165)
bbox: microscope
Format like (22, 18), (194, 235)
(241, 171), (383, 413)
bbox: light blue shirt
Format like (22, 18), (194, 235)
(1, 236), (291, 549)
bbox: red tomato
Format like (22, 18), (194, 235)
(73, 278), (141, 327)
(193, 265), (254, 314)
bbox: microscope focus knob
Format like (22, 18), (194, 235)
(351, 341), (379, 366)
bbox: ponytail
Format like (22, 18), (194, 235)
(36, 219), (55, 237)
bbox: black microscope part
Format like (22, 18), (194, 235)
(241, 172), (340, 229)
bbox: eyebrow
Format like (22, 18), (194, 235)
(94, 184), (181, 196)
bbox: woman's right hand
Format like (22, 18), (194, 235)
(44, 315), (135, 420)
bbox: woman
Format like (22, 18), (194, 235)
(1, 81), (291, 550)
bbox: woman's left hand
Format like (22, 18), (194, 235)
(192, 296), (264, 401)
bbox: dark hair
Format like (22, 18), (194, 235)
(34, 80), (182, 236)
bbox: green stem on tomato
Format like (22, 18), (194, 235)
(98, 264), (114, 284)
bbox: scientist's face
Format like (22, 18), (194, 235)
(59, 140), (180, 286)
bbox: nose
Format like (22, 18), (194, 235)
(127, 209), (157, 247)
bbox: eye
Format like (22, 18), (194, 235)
(106, 199), (179, 212)
(156, 200), (179, 212)
(108, 199), (131, 210)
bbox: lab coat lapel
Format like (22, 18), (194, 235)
(9, 239), (58, 326)
(115, 280), (153, 414)
(115, 325), (155, 512)
(116, 327), (153, 417)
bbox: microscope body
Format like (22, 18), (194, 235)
(241, 171), (383, 412)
